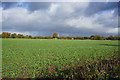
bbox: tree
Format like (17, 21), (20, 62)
(25, 35), (29, 39)
(29, 35), (32, 39)
(2, 32), (11, 38)
(36, 36), (44, 39)
(47, 36), (52, 39)
(11, 33), (17, 38)
(108, 35), (113, 40)
(24, 35), (32, 39)
(84, 37), (89, 39)
(53, 32), (58, 38)
(90, 35), (103, 40)
(58, 36), (65, 39)
(17, 34), (24, 38)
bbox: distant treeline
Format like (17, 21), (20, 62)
(0, 32), (120, 40)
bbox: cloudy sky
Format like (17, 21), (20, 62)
(1, 2), (119, 37)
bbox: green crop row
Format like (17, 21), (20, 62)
(2, 39), (119, 78)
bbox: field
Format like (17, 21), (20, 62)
(2, 39), (119, 78)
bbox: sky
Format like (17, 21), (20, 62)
(1, 2), (119, 37)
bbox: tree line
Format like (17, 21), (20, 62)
(0, 32), (120, 40)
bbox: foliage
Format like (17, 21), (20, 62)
(45, 36), (52, 39)
(90, 35), (104, 40)
(48, 56), (120, 79)
(1, 32), (120, 40)
(106, 35), (120, 40)
(2, 32), (11, 38)
(11, 33), (17, 38)
(17, 34), (25, 38)
(52, 33), (58, 38)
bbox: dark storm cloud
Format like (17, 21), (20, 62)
(2, 2), (51, 11)
(2, 2), (118, 15)
(2, 2), (118, 36)
(2, 2), (17, 10)
(84, 2), (118, 16)
(25, 2), (51, 11)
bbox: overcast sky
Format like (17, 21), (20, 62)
(1, 2), (119, 37)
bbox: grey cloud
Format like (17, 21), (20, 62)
(2, 2), (51, 11)
(2, 2), (18, 10)
(2, 2), (118, 37)
(84, 2), (118, 16)
(26, 2), (51, 11)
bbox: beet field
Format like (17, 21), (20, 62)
(2, 39), (120, 79)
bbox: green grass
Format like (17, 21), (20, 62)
(2, 39), (119, 78)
